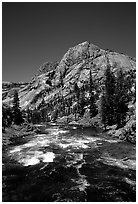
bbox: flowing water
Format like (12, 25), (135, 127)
(3, 124), (136, 202)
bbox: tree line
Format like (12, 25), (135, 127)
(2, 57), (135, 131)
(2, 90), (23, 131)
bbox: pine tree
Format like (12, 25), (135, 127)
(104, 60), (116, 125)
(74, 83), (80, 100)
(115, 69), (128, 128)
(12, 90), (23, 125)
(100, 94), (108, 130)
(100, 52), (116, 128)
(2, 106), (6, 132)
(26, 108), (32, 123)
(78, 86), (86, 117)
(89, 70), (98, 118)
(89, 70), (93, 93)
(2, 105), (13, 131)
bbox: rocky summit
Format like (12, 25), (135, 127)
(2, 41), (136, 202)
(2, 41), (136, 142)
(2, 41), (135, 110)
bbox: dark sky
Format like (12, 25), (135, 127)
(2, 2), (136, 82)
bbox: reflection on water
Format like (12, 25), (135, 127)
(19, 151), (55, 166)
(59, 140), (90, 149)
(10, 146), (56, 166)
(52, 130), (69, 136)
(20, 155), (40, 166)
(98, 154), (136, 170)
(9, 126), (136, 170)
(6, 125), (136, 202)
(43, 152), (55, 163)
(9, 127), (100, 166)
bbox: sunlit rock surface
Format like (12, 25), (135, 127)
(2, 41), (136, 202)
(2, 42), (136, 143)
(2, 41), (135, 111)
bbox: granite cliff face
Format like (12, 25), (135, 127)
(2, 42), (136, 203)
(2, 82), (28, 101)
(2, 41), (136, 112)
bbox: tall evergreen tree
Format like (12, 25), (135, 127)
(115, 69), (128, 128)
(26, 108), (32, 123)
(12, 90), (23, 125)
(89, 69), (98, 118)
(103, 58), (116, 125)
(2, 105), (13, 131)
(74, 83), (80, 100)
(2, 105), (7, 132)
(100, 52), (116, 127)
(78, 86), (86, 117)
(100, 94), (108, 130)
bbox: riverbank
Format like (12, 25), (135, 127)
(56, 111), (136, 144)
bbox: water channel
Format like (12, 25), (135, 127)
(2, 124), (136, 202)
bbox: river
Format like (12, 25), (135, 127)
(2, 124), (136, 202)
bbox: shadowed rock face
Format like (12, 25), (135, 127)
(2, 82), (28, 101)
(2, 41), (136, 111)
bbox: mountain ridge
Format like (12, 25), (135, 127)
(2, 41), (136, 113)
